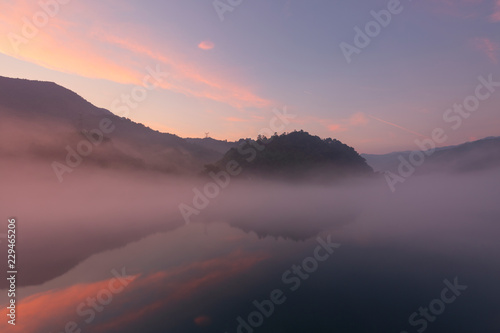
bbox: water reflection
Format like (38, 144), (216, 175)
(1, 168), (499, 332)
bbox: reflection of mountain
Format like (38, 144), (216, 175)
(196, 179), (372, 242)
(0, 76), (221, 174)
(10, 218), (183, 289)
(228, 213), (354, 241)
(206, 131), (373, 181)
(363, 136), (500, 174)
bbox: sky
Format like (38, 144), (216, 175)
(0, 0), (499, 154)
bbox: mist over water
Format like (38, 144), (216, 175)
(1, 156), (499, 332)
(1, 1), (499, 331)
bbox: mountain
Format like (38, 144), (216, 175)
(0, 76), (222, 176)
(205, 130), (373, 181)
(185, 137), (241, 154)
(363, 136), (500, 174)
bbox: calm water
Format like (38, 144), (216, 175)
(1, 170), (499, 333)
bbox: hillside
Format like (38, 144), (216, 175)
(0, 76), (221, 176)
(185, 137), (241, 154)
(363, 137), (500, 174)
(205, 130), (373, 181)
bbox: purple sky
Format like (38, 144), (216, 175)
(0, 0), (499, 153)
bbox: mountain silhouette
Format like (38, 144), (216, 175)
(363, 136), (500, 174)
(205, 130), (373, 181)
(0, 76), (221, 175)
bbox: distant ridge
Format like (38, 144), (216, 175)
(362, 136), (500, 174)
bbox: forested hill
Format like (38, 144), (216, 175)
(206, 130), (373, 181)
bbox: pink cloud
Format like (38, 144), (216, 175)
(225, 117), (249, 122)
(198, 40), (215, 50)
(328, 123), (347, 132)
(491, 0), (500, 21)
(420, 0), (500, 22)
(348, 112), (369, 126)
(471, 37), (499, 64)
(326, 112), (369, 132)
(0, 1), (271, 109)
(89, 31), (271, 108)
(417, 0), (483, 19)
